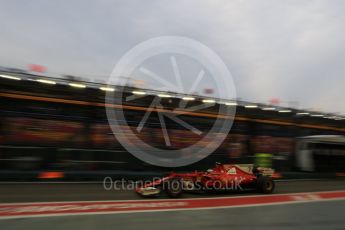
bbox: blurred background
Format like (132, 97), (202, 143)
(0, 68), (344, 180)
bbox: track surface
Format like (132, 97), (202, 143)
(1, 200), (343, 230)
(1, 180), (345, 203)
(0, 180), (344, 230)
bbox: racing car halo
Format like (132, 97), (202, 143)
(136, 163), (275, 198)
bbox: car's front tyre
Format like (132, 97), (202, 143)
(165, 179), (183, 198)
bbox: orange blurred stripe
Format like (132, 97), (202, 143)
(336, 172), (345, 177)
(272, 172), (283, 179)
(38, 171), (64, 179)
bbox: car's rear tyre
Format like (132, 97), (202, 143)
(257, 176), (275, 194)
(165, 179), (183, 198)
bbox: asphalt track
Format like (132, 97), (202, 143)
(1, 200), (344, 230)
(0, 180), (344, 230)
(0, 179), (345, 203)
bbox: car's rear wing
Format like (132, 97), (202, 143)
(256, 167), (275, 177)
(224, 164), (275, 177)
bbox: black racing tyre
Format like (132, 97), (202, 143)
(257, 176), (275, 194)
(165, 179), (183, 198)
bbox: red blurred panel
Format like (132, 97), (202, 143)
(28, 64), (47, 73)
(269, 98), (280, 105)
(3, 117), (86, 147)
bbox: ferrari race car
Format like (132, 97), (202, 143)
(136, 163), (275, 198)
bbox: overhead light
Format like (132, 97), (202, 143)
(311, 114), (324, 117)
(182, 97), (195, 101)
(158, 94), (172, 98)
(325, 116), (344, 120)
(0, 74), (21, 80)
(296, 112), (310, 115)
(262, 107), (275, 111)
(37, 79), (56, 85)
(69, 83), (86, 88)
(325, 116), (337, 120)
(225, 102), (237, 106)
(202, 99), (216, 103)
(100, 87), (115, 92)
(245, 105), (258, 108)
(132, 91), (146, 95)
(278, 110), (291, 113)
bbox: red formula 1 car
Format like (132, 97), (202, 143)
(136, 163), (275, 198)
